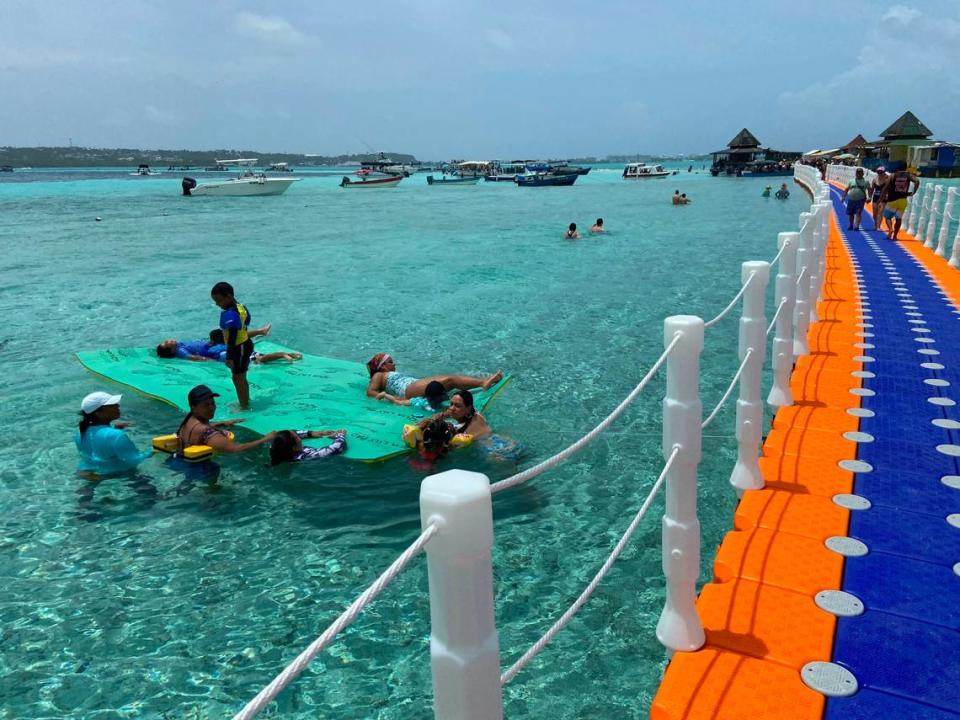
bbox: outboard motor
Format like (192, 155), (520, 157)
(181, 177), (197, 196)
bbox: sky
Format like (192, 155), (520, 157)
(1, 0), (959, 159)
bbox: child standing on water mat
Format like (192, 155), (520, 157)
(211, 281), (256, 409)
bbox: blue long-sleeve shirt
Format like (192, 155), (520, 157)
(75, 425), (153, 475)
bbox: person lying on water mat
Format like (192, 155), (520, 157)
(156, 327), (301, 365)
(365, 352), (502, 403)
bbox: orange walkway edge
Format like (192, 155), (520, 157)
(651, 196), (862, 718)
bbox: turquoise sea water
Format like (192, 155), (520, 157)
(1, 164), (809, 718)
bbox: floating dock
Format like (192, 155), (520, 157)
(652, 179), (960, 718)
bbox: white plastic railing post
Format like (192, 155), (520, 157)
(925, 185), (943, 248)
(768, 232), (798, 408)
(916, 184), (930, 239)
(420, 470), (503, 720)
(949, 220), (960, 268)
(817, 200), (830, 301)
(936, 187), (957, 257)
(794, 212), (813, 356)
(808, 203), (827, 323)
(906, 182), (924, 235)
(729, 261), (769, 496)
(656, 315), (705, 656)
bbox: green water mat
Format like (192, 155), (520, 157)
(76, 341), (511, 462)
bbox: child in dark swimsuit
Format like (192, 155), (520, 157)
(269, 430), (348, 464)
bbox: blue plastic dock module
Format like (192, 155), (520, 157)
(824, 188), (960, 720)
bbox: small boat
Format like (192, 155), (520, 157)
(361, 153), (416, 177)
(426, 175), (479, 186)
(130, 164), (162, 176)
(485, 161), (525, 182)
(0, 165), (13, 172)
(182, 159), (299, 197)
(623, 162), (669, 179)
(515, 172), (579, 187)
(268, 162), (293, 172)
(340, 175), (403, 188)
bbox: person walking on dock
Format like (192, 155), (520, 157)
(880, 167), (919, 241)
(843, 168), (870, 230)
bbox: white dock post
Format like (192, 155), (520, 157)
(905, 182), (922, 235)
(925, 185), (943, 248)
(768, 232), (799, 408)
(807, 202), (827, 324)
(793, 212), (813, 357)
(936, 188), (956, 257)
(656, 315), (705, 656)
(730, 261), (770, 496)
(916, 184), (930, 239)
(817, 200), (830, 301)
(420, 470), (503, 720)
(949, 219), (960, 268)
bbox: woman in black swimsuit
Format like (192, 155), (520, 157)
(176, 385), (275, 456)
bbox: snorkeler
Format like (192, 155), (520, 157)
(366, 353), (502, 402)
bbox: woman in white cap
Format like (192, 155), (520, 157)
(76, 391), (153, 476)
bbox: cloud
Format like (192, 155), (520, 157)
(233, 12), (307, 46)
(145, 105), (180, 127)
(882, 5), (921, 23)
(484, 29), (513, 50)
(0, 47), (84, 71)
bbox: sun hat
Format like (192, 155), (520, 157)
(80, 391), (122, 413)
(187, 385), (220, 405)
(424, 380), (448, 403)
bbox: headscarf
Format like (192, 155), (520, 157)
(366, 352), (392, 377)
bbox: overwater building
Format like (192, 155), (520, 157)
(710, 129), (801, 176)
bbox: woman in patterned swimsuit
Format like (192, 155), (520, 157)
(175, 384), (276, 457)
(365, 352), (502, 403)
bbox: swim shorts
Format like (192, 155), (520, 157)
(846, 198), (866, 215)
(886, 198), (908, 214)
(226, 339), (254, 373)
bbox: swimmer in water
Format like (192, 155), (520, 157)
(564, 222), (581, 239)
(590, 218), (604, 233)
(366, 353), (502, 403)
(76, 391), (152, 477)
(762, 186), (772, 197)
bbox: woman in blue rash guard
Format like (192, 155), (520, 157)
(75, 392), (153, 476)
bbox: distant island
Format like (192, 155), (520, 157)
(0, 146), (714, 168)
(0, 146), (419, 168)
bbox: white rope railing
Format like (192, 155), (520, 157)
(795, 265), (808, 287)
(701, 349), (752, 430)
(233, 523), (440, 720)
(766, 297), (788, 337)
(499, 444), (681, 686)
(489, 333), (682, 495)
(703, 272), (756, 329)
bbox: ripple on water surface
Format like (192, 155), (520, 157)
(0, 165), (805, 717)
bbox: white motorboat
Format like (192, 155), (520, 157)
(622, 162), (670, 179)
(182, 159), (300, 197)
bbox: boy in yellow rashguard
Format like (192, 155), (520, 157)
(211, 281), (255, 409)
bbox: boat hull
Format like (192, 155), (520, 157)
(340, 176), (402, 188)
(190, 178), (299, 196)
(515, 173), (579, 187)
(426, 176), (480, 186)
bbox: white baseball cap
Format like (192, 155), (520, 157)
(81, 391), (122, 413)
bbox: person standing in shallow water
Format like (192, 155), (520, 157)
(564, 222), (581, 239)
(75, 392), (152, 476)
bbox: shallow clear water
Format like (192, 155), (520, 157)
(0, 164), (808, 718)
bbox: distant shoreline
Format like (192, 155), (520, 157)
(1, 146), (712, 168)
